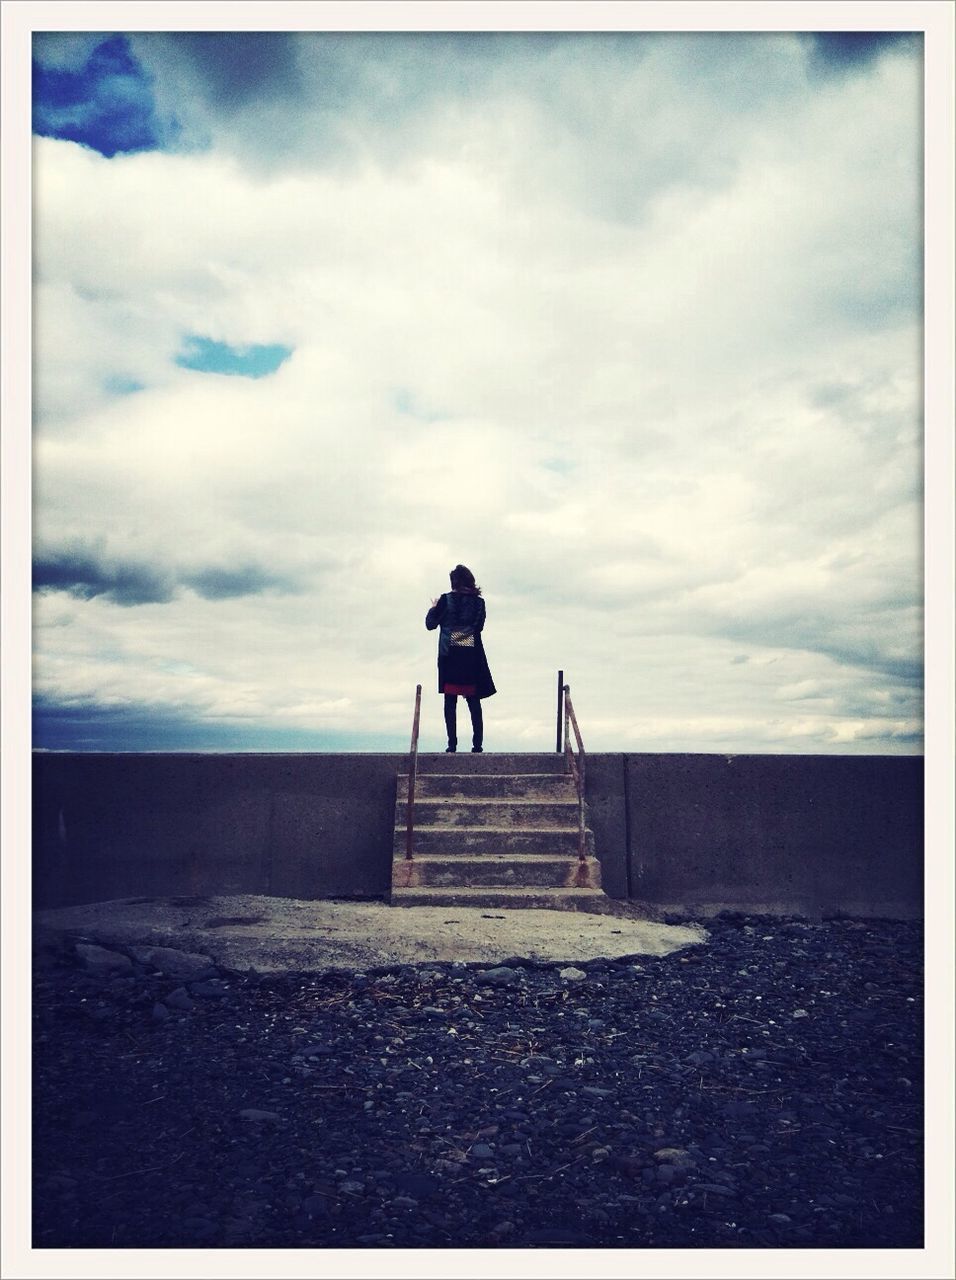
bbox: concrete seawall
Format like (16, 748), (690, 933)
(32, 752), (923, 919)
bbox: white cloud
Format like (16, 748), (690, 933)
(31, 32), (923, 753)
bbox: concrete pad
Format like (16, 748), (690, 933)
(33, 894), (707, 972)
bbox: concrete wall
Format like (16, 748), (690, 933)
(590, 753), (924, 920)
(33, 754), (401, 910)
(33, 751), (923, 918)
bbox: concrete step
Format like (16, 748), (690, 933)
(394, 799), (581, 828)
(414, 753), (569, 775)
(389, 884), (615, 912)
(398, 773), (578, 800)
(393, 827), (594, 857)
(391, 853), (602, 890)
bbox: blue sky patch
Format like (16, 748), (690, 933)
(32, 34), (167, 157)
(393, 387), (444, 421)
(104, 375), (145, 396)
(175, 336), (293, 378)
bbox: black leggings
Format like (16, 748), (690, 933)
(444, 694), (482, 749)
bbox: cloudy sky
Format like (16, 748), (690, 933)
(30, 26), (924, 754)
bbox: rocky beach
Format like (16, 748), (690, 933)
(30, 909), (923, 1251)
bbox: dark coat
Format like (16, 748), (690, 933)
(425, 590), (497, 699)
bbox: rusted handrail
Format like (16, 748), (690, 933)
(405, 683), (422, 861)
(562, 683), (587, 864)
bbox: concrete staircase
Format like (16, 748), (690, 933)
(390, 753), (609, 911)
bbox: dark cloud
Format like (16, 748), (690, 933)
(715, 614), (922, 685)
(182, 567), (296, 601)
(34, 548), (296, 606)
(32, 698), (392, 753)
(33, 549), (175, 605)
(32, 34), (168, 157)
(156, 32), (304, 112)
(803, 32), (921, 78)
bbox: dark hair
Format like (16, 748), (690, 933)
(450, 564), (481, 595)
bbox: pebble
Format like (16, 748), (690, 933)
(239, 1108), (280, 1122)
(165, 987), (195, 1011)
(32, 913), (922, 1252)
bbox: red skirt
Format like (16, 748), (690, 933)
(442, 682), (476, 696)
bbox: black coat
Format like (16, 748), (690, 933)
(425, 590), (497, 698)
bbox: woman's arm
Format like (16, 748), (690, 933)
(425, 594), (446, 630)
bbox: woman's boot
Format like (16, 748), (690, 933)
(444, 694), (458, 751)
(466, 696), (483, 752)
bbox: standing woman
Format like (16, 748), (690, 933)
(426, 564), (496, 752)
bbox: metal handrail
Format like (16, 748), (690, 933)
(405, 683), (422, 861)
(562, 683), (587, 864)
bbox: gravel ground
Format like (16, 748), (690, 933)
(32, 912), (923, 1251)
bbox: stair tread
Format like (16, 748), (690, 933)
(402, 771), (572, 776)
(391, 885), (605, 897)
(399, 796), (577, 804)
(397, 823), (582, 832)
(391, 855), (593, 865)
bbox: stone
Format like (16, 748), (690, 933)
(165, 987), (195, 1012)
(559, 967), (587, 982)
(75, 943), (132, 973)
(393, 1172), (438, 1198)
(190, 979), (229, 999)
(476, 967), (519, 987)
(471, 1143), (495, 1160)
(300, 1195), (328, 1219)
(129, 945), (218, 980)
(581, 1086), (615, 1099)
(239, 1109), (280, 1122)
(685, 1051), (714, 1066)
(151, 1002), (170, 1022)
(653, 1147), (691, 1163)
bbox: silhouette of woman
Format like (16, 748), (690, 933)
(425, 564), (496, 752)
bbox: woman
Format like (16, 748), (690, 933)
(425, 564), (496, 752)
